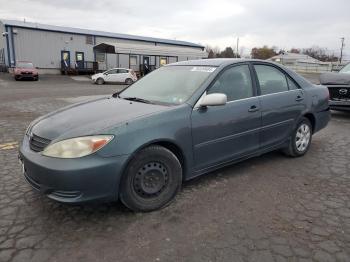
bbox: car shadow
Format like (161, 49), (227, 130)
(331, 110), (350, 120)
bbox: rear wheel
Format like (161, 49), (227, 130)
(125, 78), (133, 85)
(96, 78), (104, 85)
(120, 145), (182, 212)
(283, 117), (312, 157)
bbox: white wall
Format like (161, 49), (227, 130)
(10, 26), (205, 70)
(13, 27), (95, 68)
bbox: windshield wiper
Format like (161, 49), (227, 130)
(121, 96), (154, 104)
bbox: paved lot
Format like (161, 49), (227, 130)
(0, 73), (349, 262)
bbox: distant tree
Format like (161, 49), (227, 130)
(216, 47), (240, 58)
(208, 49), (215, 58)
(290, 48), (300, 54)
(205, 45), (222, 58)
(220, 47), (235, 58)
(302, 46), (338, 62)
(251, 46), (277, 59)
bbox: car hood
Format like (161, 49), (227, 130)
(319, 72), (350, 85)
(31, 96), (170, 141)
(92, 73), (103, 78)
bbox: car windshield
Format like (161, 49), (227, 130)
(17, 62), (34, 69)
(119, 66), (216, 105)
(340, 63), (350, 74)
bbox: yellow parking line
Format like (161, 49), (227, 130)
(0, 142), (19, 150)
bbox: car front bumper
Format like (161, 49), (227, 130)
(329, 100), (350, 111)
(15, 74), (38, 79)
(19, 136), (129, 204)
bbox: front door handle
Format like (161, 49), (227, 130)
(295, 95), (304, 102)
(248, 105), (259, 112)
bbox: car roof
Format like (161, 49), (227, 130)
(168, 58), (272, 67)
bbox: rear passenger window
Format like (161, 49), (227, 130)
(118, 69), (128, 73)
(207, 65), (253, 102)
(254, 65), (288, 95)
(287, 77), (299, 90)
(107, 69), (118, 74)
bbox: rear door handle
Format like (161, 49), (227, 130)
(295, 95), (304, 101)
(248, 105), (259, 112)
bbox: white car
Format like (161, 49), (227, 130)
(91, 68), (137, 85)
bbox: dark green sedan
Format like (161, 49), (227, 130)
(19, 59), (330, 211)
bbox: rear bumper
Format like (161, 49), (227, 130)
(314, 108), (331, 133)
(19, 136), (129, 204)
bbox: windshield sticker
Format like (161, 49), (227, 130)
(191, 67), (216, 73)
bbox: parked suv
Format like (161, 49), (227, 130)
(320, 63), (350, 111)
(14, 61), (39, 81)
(91, 68), (137, 85)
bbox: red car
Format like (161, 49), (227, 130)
(14, 61), (39, 81)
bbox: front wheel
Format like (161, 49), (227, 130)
(119, 145), (182, 212)
(283, 117), (312, 157)
(96, 78), (105, 85)
(125, 78), (133, 85)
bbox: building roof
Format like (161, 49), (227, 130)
(0, 19), (204, 49)
(94, 42), (207, 57)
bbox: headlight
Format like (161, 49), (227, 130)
(42, 135), (114, 158)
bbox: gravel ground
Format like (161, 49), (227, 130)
(0, 73), (349, 262)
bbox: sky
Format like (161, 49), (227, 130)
(0, 0), (349, 59)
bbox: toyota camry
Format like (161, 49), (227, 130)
(19, 59), (330, 211)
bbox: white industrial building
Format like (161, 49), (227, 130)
(0, 19), (207, 74)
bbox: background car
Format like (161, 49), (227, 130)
(91, 68), (137, 85)
(19, 59), (330, 212)
(319, 63), (350, 111)
(14, 61), (39, 81)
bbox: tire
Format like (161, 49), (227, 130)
(125, 78), (133, 85)
(120, 145), (182, 212)
(14, 76), (19, 81)
(283, 117), (312, 157)
(96, 78), (105, 85)
(34, 76), (39, 81)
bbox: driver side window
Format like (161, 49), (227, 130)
(106, 69), (117, 74)
(207, 65), (253, 102)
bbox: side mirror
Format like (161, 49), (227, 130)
(200, 93), (227, 107)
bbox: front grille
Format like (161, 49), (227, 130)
(29, 134), (51, 152)
(21, 72), (33, 75)
(327, 86), (350, 101)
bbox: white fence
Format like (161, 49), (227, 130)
(279, 61), (345, 73)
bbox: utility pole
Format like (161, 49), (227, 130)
(340, 37), (345, 64)
(236, 37), (239, 58)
